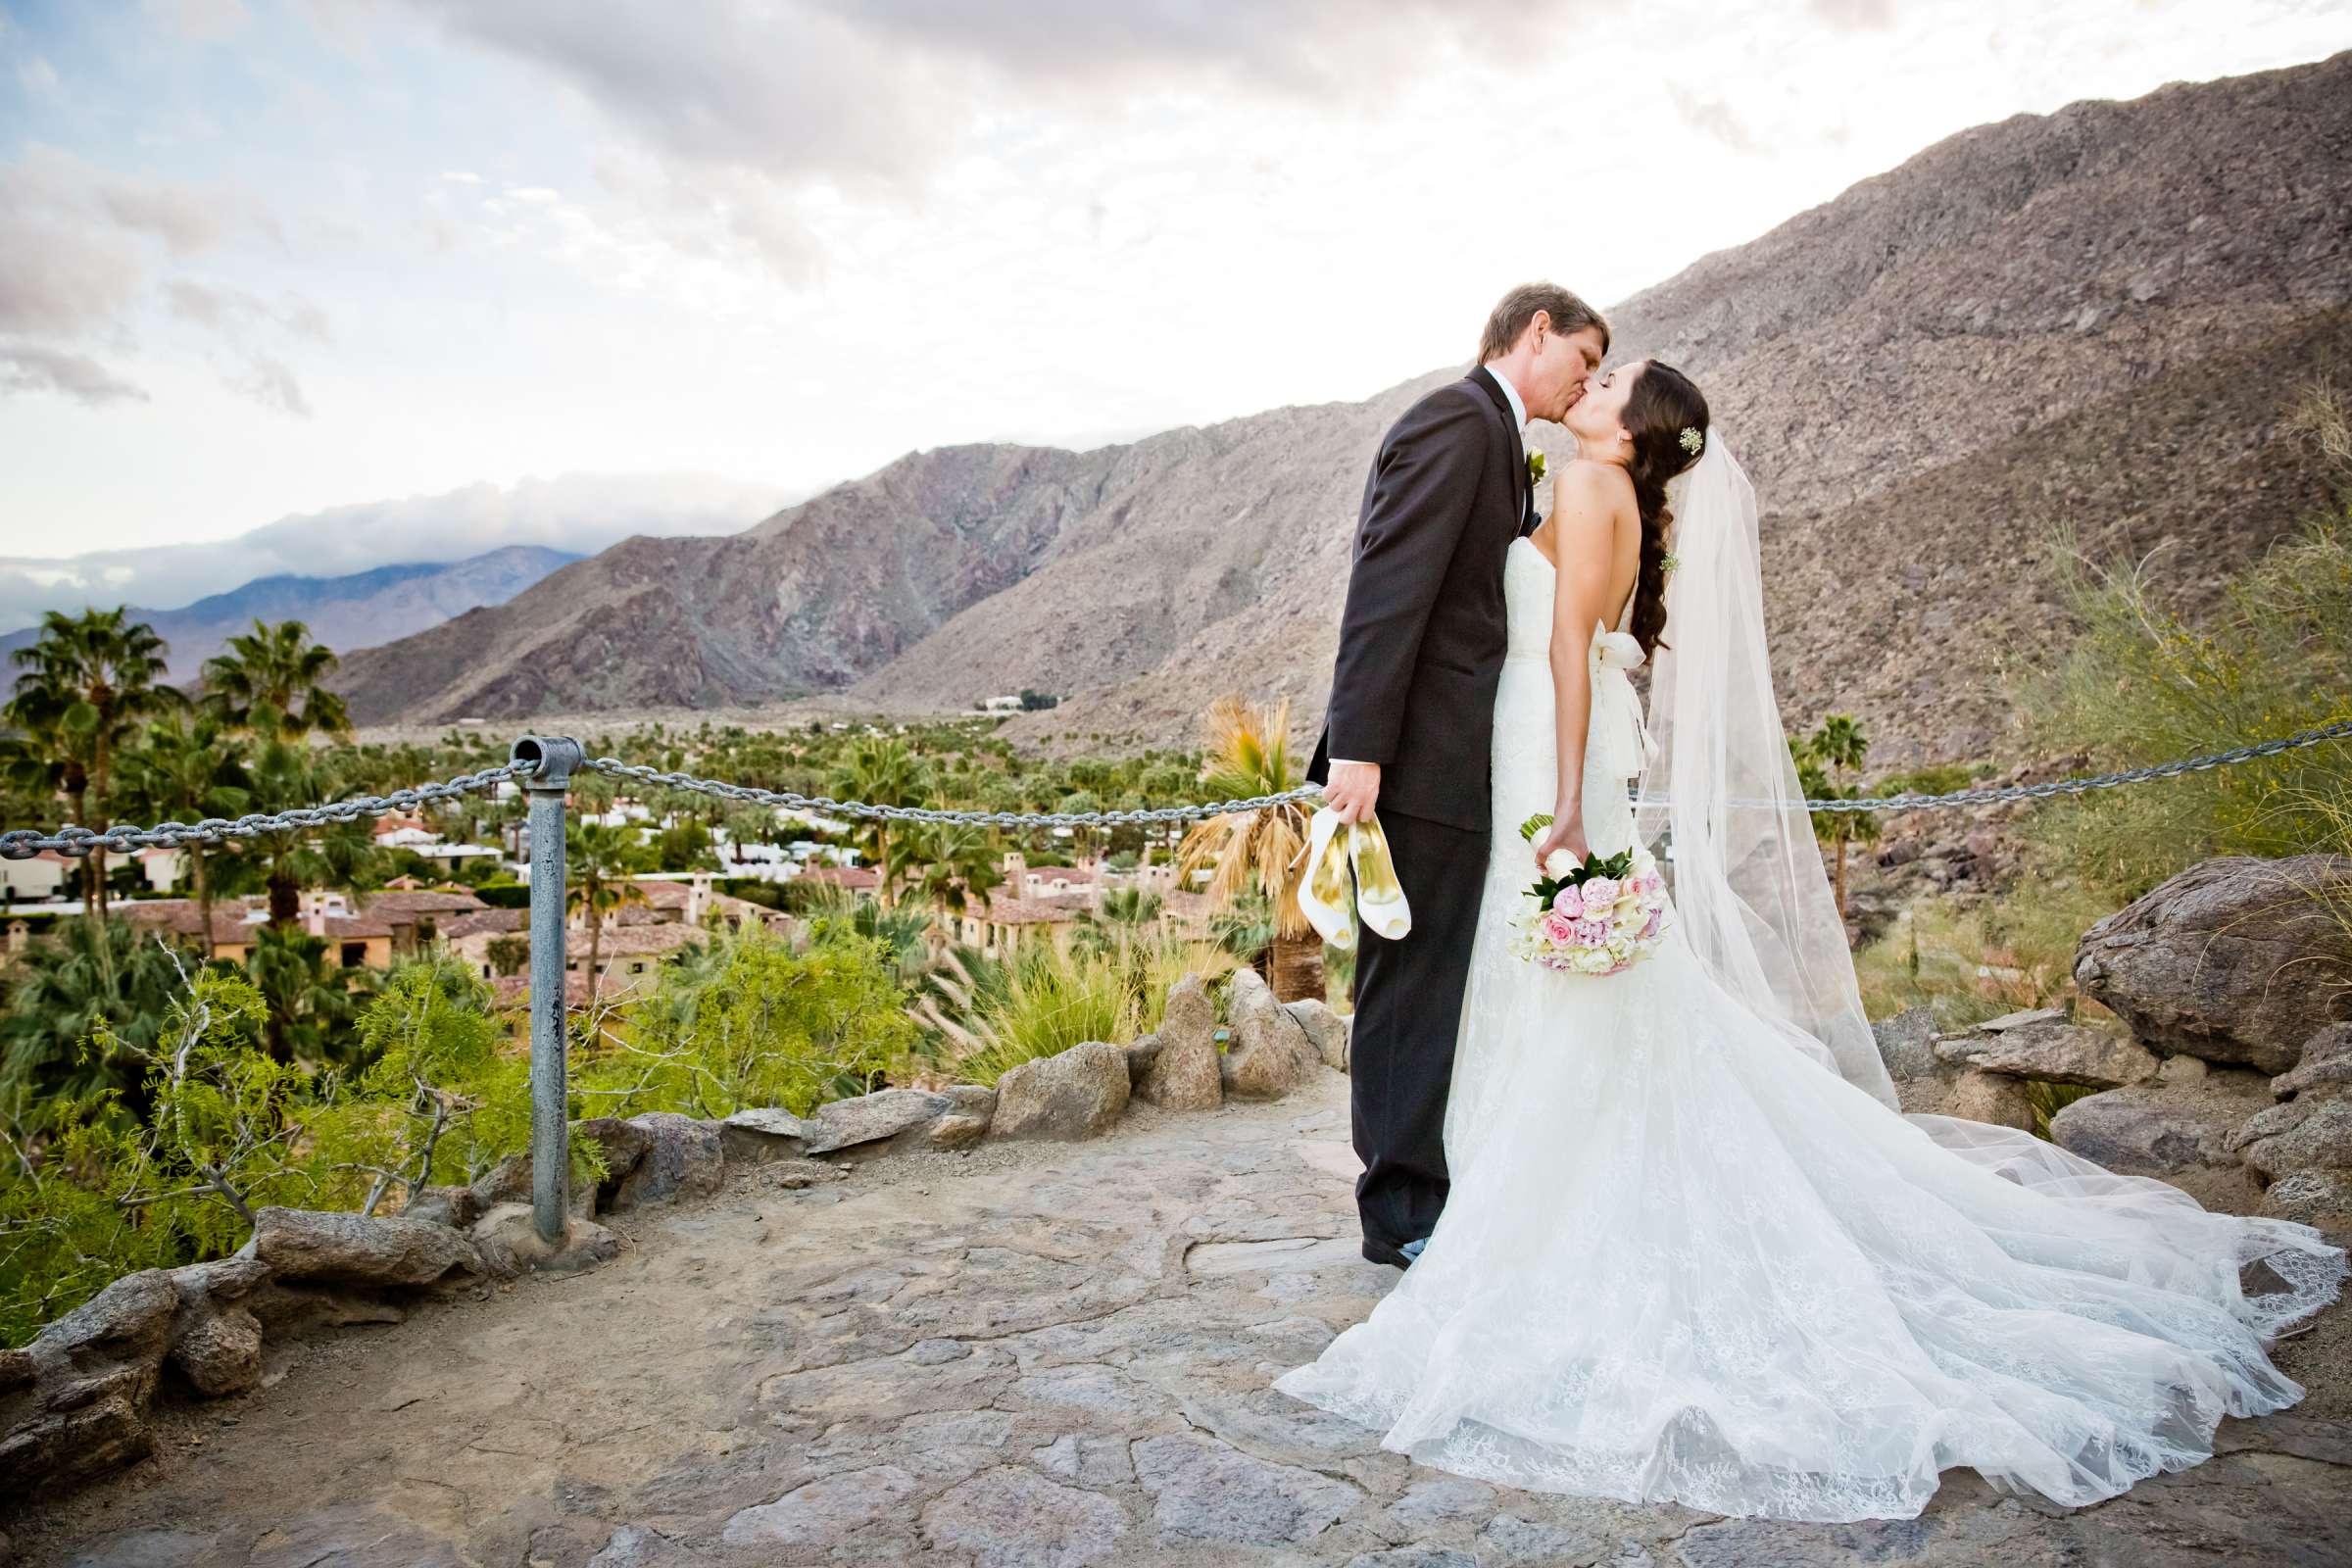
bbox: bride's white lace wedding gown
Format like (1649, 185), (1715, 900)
(1275, 535), (2345, 1522)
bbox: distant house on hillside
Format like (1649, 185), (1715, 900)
(118, 887), (489, 968)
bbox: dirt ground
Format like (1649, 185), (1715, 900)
(8, 1074), (2349, 1568)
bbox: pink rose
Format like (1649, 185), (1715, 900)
(1572, 916), (1609, 948)
(1542, 911), (1578, 945)
(1580, 875), (1621, 906)
(1639, 907), (1663, 940)
(1636, 869), (1663, 898)
(1551, 884), (1586, 918)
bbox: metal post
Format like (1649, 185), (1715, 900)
(512, 735), (584, 1245)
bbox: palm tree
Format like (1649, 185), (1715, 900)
(829, 738), (925, 907)
(114, 712), (249, 959)
(904, 821), (1005, 944)
(244, 922), (368, 1064)
(1177, 695), (1320, 1002)
(240, 716), (382, 928)
(5, 608), (182, 915)
(201, 619), (352, 740)
(1795, 715), (1883, 924)
(0, 918), (186, 1103)
(722, 805), (774, 866)
(564, 818), (649, 987)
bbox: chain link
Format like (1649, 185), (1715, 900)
(2, 718), (2345, 856)
(1787, 717), (2352, 813)
(0, 763), (530, 861)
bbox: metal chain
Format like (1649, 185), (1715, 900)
(0, 763), (530, 860)
(578, 756), (1320, 828)
(1788, 716), (2352, 814)
(3, 718), (2346, 856)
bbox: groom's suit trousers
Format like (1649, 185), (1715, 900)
(1349, 805), (1490, 1253)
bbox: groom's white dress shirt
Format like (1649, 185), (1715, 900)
(1329, 361), (1529, 771)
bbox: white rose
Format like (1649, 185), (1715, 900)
(1544, 848), (1578, 878)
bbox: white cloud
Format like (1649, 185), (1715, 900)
(0, 471), (791, 628)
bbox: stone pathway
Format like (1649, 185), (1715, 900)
(10, 1073), (2351, 1566)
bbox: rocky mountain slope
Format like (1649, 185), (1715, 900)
(0, 546), (577, 684)
(337, 53), (2352, 764)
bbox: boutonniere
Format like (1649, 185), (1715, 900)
(1526, 450), (1546, 488)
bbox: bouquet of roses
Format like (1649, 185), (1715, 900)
(1505, 813), (1672, 976)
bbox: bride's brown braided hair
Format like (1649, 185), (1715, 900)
(1619, 360), (1709, 658)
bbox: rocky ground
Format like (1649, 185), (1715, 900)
(8, 1069), (2349, 1568)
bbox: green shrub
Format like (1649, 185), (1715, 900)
(473, 880), (531, 909)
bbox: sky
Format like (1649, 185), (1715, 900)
(1, 0), (2348, 622)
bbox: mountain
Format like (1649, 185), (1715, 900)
(336, 53), (2352, 766)
(0, 546), (579, 682)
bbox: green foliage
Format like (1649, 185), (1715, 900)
(2020, 387), (2352, 896)
(0, 918), (186, 1104)
(1852, 886), (2117, 1032)
(956, 934), (1231, 1086)
(572, 922), (914, 1119)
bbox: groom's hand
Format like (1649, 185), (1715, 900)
(1324, 760), (1382, 825)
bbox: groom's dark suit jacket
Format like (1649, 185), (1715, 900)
(1309, 367), (1534, 832)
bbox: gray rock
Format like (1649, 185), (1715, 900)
(1935, 1012), (2159, 1088)
(2074, 855), (2352, 1074)
(919, 1466), (1131, 1568)
(586, 1524), (710, 1567)
(1385, 1477), (1495, 1528)
(468, 1203), (619, 1276)
(721, 1463), (922, 1548)
(1161, 972), (1215, 1048)
(2049, 1070), (2275, 1175)
(1030, 1433), (1133, 1487)
(1139, 1023), (1222, 1111)
(2259, 1170), (2352, 1229)
(1872, 1005), (1941, 1079)
(2241, 1097), (2352, 1179)
(598, 1111), (725, 1209)
(395, 1185), (481, 1230)
(927, 1085), (996, 1149)
(805, 1088), (955, 1154)
(1475, 1515), (1610, 1565)
(1285, 999), (1351, 1072)
(250, 1206), (483, 1287)
(2274, 1024), (2352, 1099)
(1345, 1552), (1478, 1568)
(1222, 969), (1316, 1101)
(0, 1270), (179, 1495)
(992, 1042), (1131, 1140)
(466, 1151), (594, 1218)
(165, 1258), (270, 1398)
(0, 1348), (31, 1393)
(1132, 1432), (1362, 1544)
(1944, 1069), (2037, 1132)
(718, 1106), (810, 1163)
(1121, 1031), (1164, 1086)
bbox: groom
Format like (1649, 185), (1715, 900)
(1308, 283), (1609, 1268)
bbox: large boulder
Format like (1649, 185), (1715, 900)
(591, 1112), (725, 1210)
(1284, 1001), (1351, 1073)
(250, 1206), (482, 1288)
(1933, 1008), (2161, 1089)
(1222, 969), (1317, 1101)
(2260, 1170), (2352, 1230)
(1943, 1070), (2038, 1132)
(0, 1269), (180, 1497)
(2237, 1099), (2352, 1181)
(992, 1042), (1131, 1140)
(2074, 855), (2352, 1074)
(1140, 976), (1223, 1110)
(803, 1089), (956, 1156)
(719, 1106), (813, 1163)
(2274, 1023), (2352, 1099)
(1872, 1005), (1941, 1081)
(2049, 1068), (2275, 1177)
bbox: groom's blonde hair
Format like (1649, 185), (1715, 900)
(1476, 283), (1609, 366)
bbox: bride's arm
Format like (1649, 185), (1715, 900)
(1534, 465), (1634, 870)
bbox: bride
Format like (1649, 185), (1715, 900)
(1274, 359), (2346, 1522)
